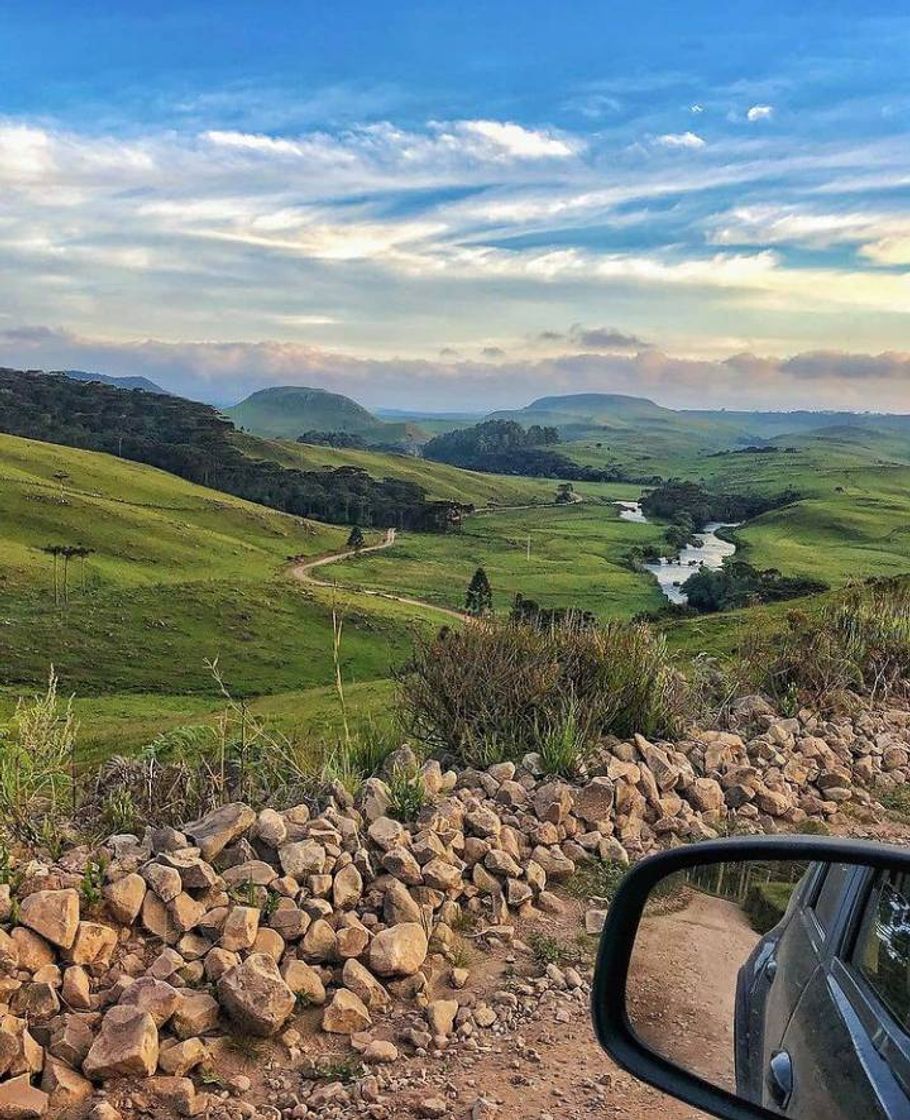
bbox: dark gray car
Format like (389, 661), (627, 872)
(734, 861), (910, 1117)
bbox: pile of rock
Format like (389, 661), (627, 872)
(0, 700), (906, 1116)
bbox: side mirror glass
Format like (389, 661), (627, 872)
(592, 838), (910, 1120)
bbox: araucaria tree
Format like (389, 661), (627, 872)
(346, 525), (365, 551)
(465, 567), (493, 616)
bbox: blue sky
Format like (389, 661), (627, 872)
(1, 2), (909, 408)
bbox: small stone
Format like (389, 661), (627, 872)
(585, 909), (608, 935)
(427, 999), (458, 1037)
(341, 959), (391, 1012)
(417, 1097), (448, 1118)
(171, 992), (220, 1039)
(119, 977), (180, 1027)
(363, 1039), (398, 1063)
(62, 965), (92, 1010)
(332, 864), (363, 910)
(280, 959), (327, 1005)
(40, 1056), (92, 1110)
(158, 1038), (208, 1077)
(184, 803), (256, 862)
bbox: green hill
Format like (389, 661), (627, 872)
(0, 432), (433, 718)
(230, 432), (566, 506)
(225, 385), (426, 444)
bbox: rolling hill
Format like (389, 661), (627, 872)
(0, 432), (438, 735)
(60, 369), (169, 394)
(225, 385), (427, 444)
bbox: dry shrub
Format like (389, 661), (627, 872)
(396, 617), (692, 766)
(741, 578), (910, 710)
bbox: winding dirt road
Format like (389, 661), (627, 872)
(289, 528), (468, 623)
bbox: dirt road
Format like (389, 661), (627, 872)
(628, 891), (760, 1091)
(289, 527), (468, 623)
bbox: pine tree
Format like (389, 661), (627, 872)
(465, 567), (493, 615)
(347, 525), (365, 551)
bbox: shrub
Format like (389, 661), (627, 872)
(386, 766), (426, 822)
(397, 617), (692, 765)
(742, 579), (910, 709)
(537, 700), (595, 779)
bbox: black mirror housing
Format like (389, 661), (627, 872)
(591, 835), (910, 1120)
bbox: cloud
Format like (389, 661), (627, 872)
(538, 325), (651, 351)
(655, 131), (706, 150)
(746, 104), (774, 122)
(4, 324), (910, 413)
(453, 120), (578, 160)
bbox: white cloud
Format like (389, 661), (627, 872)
(452, 120), (578, 159)
(746, 104), (774, 122)
(655, 131), (706, 150)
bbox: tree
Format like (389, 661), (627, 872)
(41, 545), (65, 605)
(465, 567), (493, 616)
(346, 525), (365, 551)
(70, 546), (95, 593)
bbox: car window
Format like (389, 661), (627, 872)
(810, 862), (854, 936)
(854, 871), (910, 1032)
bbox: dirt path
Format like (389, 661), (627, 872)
(628, 892), (760, 1092)
(289, 528), (469, 623)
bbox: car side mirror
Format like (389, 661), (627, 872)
(591, 835), (910, 1120)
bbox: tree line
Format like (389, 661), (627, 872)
(0, 369), (463, 532)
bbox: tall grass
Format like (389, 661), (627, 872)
(743, 578), (910, 709)
(0, 668), (77, 843)
(397, 617), (691, 766)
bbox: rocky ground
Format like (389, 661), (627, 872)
(0, 695), (908, 1119)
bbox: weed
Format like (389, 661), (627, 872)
(307, 1056), (362, 1083)
(528, 931), (581, 968)
(877, 783), (910, 819)
(80, 856), (106, 909)
(449, 936), (473, 969)
(101, 788), (139, 835)
(450, 907), (478, 933)
(386, 766), (426, 823)
(537, 699), (594, 779)
(223, 1033), (267, 1064)
(566, 859), (627, 904)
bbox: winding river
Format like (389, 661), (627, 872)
(617, 501), (738, 605)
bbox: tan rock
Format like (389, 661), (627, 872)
(0, 1017), (43, 1079)
(321, 989), (371, 1035)
(368, 922), (427, 977)
(220, 906), (260, 951)
(217, 954), (295, 1037)
(332, 864), (363, 910)
(61, 966), (91, 1011)
(341, 959), (390, 1012)
(41, 1056), (92, 1110)
(280, 960), (326, 1005)
(203, 948), (238, 982)
(119, 977), (180, 1027)
(0, 1074), (48, 1119)
(19, 890), (79, 950)
(184, 803), (256, 861)
(252, 927), (284, 962)
(363, 1039), (398, 1063)
(171, 993), (219, 1040)
(335, 924), (370, 959)
(300, 918), (336, 963)
(83, 1005), (159, 1080)
(168, 893), (206, 933)
(158, 1038), (207, 1077)
(278, 840), (325, 878)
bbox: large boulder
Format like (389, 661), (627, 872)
(118, 977), (180, 1027)
(0, 1074), (48, 1119)
(83, 1006), (159, 1080)
(573, 777), (615, 824)
(341, 959), (391, 1012)
(19, 890), (79, 950)
(368, 922), (427, 977)
(103, 873), (147, 924)
(216, 953), (295, 1037)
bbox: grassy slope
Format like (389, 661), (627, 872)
(0, 433), (432, 704)
(326, 493), (668, 619)
(230, 432), (566, 506)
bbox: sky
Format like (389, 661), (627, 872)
(1, 1), (909, 410)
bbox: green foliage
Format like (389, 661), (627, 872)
(318, 725), (396, 795)
(399, 617), (692, 765)
(80, 856), (106, 908)
(877, 782), (910, 819)
(0, 668), (76, 842)
(346, 525), (365, 551)
(682, 560), (827, 613)
(386, 766), (427, 823)
(742, 881), (796, 935)
(567, 859), (628, 903)
(528, 931), (583, 967)
(743, 579), (910, 708)
(537, 700), (595, 779)
(465, 567), (493, 616)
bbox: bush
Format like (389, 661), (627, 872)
(742, 579), (910, 708)
(397, 617), (692, 765)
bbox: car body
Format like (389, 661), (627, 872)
(734, 861), (910, 1118)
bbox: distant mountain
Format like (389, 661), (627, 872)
(59, 369), (170, 395)
(225, 385), (427, 444)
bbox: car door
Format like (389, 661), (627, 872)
(774, 867), (910, 1119)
